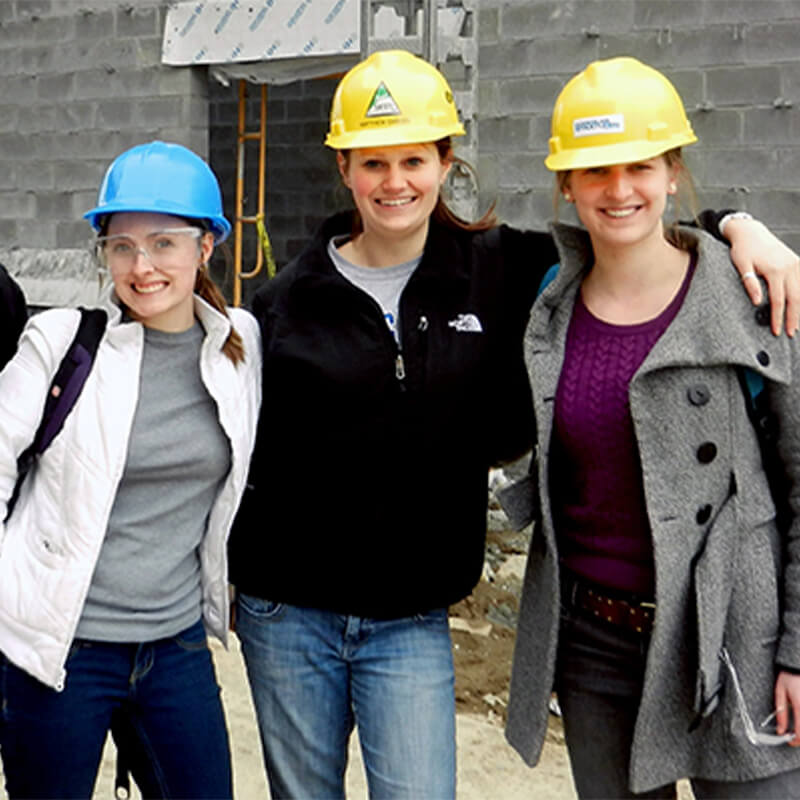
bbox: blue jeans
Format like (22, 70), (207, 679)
(556, 602), (800, 799)
(0, 619), (232, 800)
(235, 595), (456, 800)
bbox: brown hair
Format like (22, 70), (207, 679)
(552, 148), (699, 249)
(194, 262), (245, 365)
(339, 137), (498, 236)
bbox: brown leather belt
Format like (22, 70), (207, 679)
(564, 574), (655, 636)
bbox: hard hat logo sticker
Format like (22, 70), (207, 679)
(573, 114), (625, 138)
(365, 82), (402, 118)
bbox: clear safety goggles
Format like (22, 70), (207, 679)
(720, 647), (796, 746)
(95, 227), (203, 271)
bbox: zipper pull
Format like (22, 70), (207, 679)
(395, 353), (406, 381)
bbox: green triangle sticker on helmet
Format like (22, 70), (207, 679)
(365, 82), (401, 118)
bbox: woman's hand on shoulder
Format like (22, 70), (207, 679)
(725, 218), (800, 337)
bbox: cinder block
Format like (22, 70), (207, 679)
(36, 191), (81, 220)
(707, 66), (781, 107)
(74, 8), (114, 41)
(116, 5), (158, 37)
(55, 102), (97, 132)
(743, 107), (799, 145)
(17, 0), (53, 20)
(498, 152), (550, 190)
(18, 220), (57, 250)
(97, 101), (135, 129)
(56, 221), (94, 250)
(701, 147), (778, 189)
(29, 14), (73, 43)
(525, 37), (598, 77)
(689, 109), (744, 145)
(478, 7), (499, 43)
(0, 191), (36, 220)
(669, 70), (704, 111)
(502, 0), (634, 38)
(0, 221), (20, 248)
(634, 0), (702, 28)
(750, 190), (800, 227)
(16, 161), (54, 192)
(746, 21), (800, 63)
(480, 40), (536, 78)
(0, 132), (33, 160)
(0, 163), (16, 190)
(37, 72), (76, 101)
(477, 117), (532, 152)
(774, 149), (800, 189)
(700, 1), (790, 24)
(54, 161), (104, 191)
(17, 104), (57, 134)
(498, 76), (564, 115)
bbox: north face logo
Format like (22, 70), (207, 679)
(448, 313), (483, 333)
(365, 82), (401, 118)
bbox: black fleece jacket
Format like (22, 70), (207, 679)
(0, 263), (27, 371)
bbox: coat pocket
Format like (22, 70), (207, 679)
(691, 481), (740, 721)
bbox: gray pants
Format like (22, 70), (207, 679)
(555, 601), (800, 800)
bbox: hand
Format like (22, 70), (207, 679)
(726, 218), (800, 337)
(774, 671), (800, 745)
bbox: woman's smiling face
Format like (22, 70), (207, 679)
(338, 142), (451, 244)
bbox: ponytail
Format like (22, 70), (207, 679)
(195, 266), (245, 365)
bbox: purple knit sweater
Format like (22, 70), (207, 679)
(551, 255), (696, 596)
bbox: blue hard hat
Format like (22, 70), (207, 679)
(84, 141), (231, 243)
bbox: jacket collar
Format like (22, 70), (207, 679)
(99, 285), (232, 349)
(542, 222), (792, 384)
(288, 210), (472, 298)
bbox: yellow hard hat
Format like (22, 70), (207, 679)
(545, 57), (697, 171)
(325, 50), (465, 150)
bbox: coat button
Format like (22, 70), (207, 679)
(697, 442), (718, 464)
(687, 384), (710, 406)
(755, 306), (771, 327)
(757, 350), (770, 366)
(696, 504), (713, 525)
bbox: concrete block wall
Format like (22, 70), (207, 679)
(0, 0), (208, 256)
(478, 0), (800, 252)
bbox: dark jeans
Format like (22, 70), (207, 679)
(0, 619), (232, 800)
(556, 602), (800, 800)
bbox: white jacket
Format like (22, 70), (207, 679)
(0, 289), (261, 690)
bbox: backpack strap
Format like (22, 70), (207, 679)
(736, 365), (792, 533)
(538, 263), (560, 296)
(5, 307), (107, 521)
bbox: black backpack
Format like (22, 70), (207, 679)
(5, 307), (107, 521)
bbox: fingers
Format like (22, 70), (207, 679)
(768, 279), (787, 337)
(775, 681), (790, 735)
(740, 270), (764, 307)
(783, 260), (800, 338)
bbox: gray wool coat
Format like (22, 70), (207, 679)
(505, 223), (800, 793)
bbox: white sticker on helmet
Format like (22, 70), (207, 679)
(572, 114), (625, 137)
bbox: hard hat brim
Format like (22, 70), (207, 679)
(84, 200), (231, 243)
(545, 131), (697, 172)
(325, 123), (465, 150)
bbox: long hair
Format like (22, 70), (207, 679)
(339, 137), (498, 237)
(194, 261), (245, 365)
